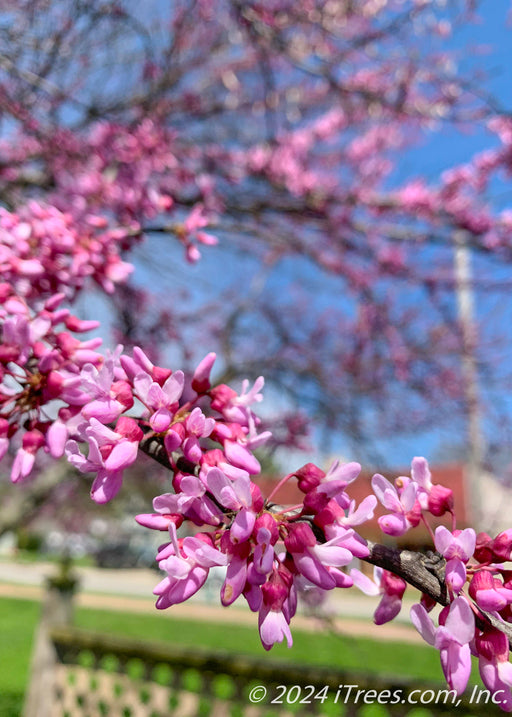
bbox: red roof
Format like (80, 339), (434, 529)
(255, 463), (469, 548)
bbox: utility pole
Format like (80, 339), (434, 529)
(453, 230), (485, 532)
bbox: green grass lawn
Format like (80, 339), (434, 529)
(0, 594), (469, 717)
(74, 605), (442, 680)
(0, 597), (41, 716)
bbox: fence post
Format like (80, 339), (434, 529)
(23, 555), (78, 717)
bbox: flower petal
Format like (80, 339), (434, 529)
(410, 604), (436, 646)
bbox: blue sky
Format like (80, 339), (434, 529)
(79, 2), (512, 475)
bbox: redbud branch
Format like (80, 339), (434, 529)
(138, 431), (173, 471)
(364, 541), (449, 606)
(364, 541), (512, 648)
(137, 426), (197, 474)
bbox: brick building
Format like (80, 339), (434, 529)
(255, 463), (471, 549)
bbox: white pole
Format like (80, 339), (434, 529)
(453, 230), (484, 531)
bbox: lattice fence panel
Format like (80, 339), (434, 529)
(45, 626), (505, 717)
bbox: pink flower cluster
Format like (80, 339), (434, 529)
(0, 201), (134, 301)
(133, 447), (512, 684)
(369, 457), (512, 709)
(5, 291), (512, 698)
(371, 456), (454, 538)
(0, 119), (219, 278)
(176, 204), (218, 264)
(65, 349), (271, 505)
(0, 285), (104, 481)
(138, 458), (375, 650)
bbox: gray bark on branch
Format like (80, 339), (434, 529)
(365, 541), (449, 605)
(364, 541), (512, 647)
(139, 432), (173, 471)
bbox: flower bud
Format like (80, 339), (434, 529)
(250, 482), (264, 512)
(293, 463), (325, 493)
(381, 570), (406, 598)
(427, 484), (454, 517)
(192, 352), (216, 394)
(474, 532), (493, 563)
(303, 490), (330, 515)
(492, 530), (512, 562)
(314, 499), (344, 530)
(111, 380), (134, 410)
(475, 628), (509, 663)
(210, 384), (237, 412)
(65, 315), (101, 332)
(116, 416), (143, 443)
(254, 513), (279, 544)
(284, 522), (316, 553)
